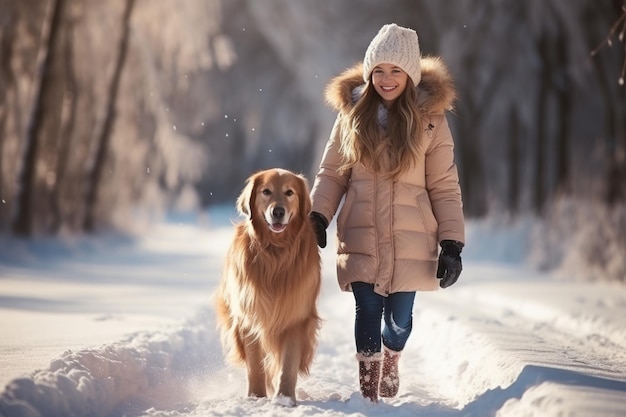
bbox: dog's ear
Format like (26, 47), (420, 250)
(297, 174), (312, 216)
(236, 174), (257, 219)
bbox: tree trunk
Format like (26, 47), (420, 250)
(533, 35), (550, 215)
(555, 33), (572, 197)
(50, 15), (78, 233)
(11, 0), (63, 236)
(0, 7), (16, 203)
(508, 106), (520, 214)
(82, 0), (135, 232)
(456, 119), (487, 217)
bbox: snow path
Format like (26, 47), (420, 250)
(1, 215), (626, 417)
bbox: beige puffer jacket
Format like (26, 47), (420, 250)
(311, 57), (465, 296)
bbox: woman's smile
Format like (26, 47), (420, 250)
(371, 64), (408, 105)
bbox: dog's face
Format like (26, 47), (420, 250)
(237, 169), (311, 234)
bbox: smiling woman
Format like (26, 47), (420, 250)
(371, 64), (409, 105)
(310, 23), (464, 403)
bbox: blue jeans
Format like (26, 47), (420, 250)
(351, 281), (416, 354)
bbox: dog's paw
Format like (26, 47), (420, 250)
(272, 394), (296, 407)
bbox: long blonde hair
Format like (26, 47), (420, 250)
(339, 81), (425, 177)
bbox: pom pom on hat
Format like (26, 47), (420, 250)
(362, 23), (421, 87)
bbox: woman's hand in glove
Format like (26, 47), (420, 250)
(437, 240), (464, 288)
(309, 212), (329, 248)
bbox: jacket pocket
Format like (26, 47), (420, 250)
(336, 188), (355, 243)
(416, 191), (438, 252)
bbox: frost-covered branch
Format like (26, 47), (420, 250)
(591, 2), (626, 85)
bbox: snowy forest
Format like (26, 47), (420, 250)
(0, 1), (625, 280)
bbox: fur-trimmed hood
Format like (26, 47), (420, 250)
(324, 56), (456, 115)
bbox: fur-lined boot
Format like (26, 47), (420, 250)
(356, 352), (382, 402)
(379, 346), (401, 397)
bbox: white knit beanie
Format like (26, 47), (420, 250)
(362, 23), (421, 87)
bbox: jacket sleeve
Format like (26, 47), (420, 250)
(424, 114), (465, 244)
(310, 115), (350, 223)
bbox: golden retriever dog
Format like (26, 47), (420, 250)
(214, 168), (321, 407)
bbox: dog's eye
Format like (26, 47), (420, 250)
(285, 189), (294, 197)
(262, 188), (272, 196)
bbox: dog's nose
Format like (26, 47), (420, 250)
(272, 206), (285, 219)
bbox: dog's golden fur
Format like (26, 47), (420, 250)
(214, 168), (321, 406)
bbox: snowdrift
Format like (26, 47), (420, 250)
(0, 310), (218, 417)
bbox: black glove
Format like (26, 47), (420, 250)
(309, 211), (328, 248)
(437, 240), (464, 288)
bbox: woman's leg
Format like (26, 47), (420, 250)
(381, 291), (416, 351)
(379, 291), (415, 398)
(351, 282), (384, 402)
(351, 282), (384, 354)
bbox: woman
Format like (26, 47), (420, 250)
(309, 23), (465, 403)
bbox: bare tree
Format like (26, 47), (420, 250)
(0, 6), (17, 206)
(554, 30), (572, 197)
(507, 107), (521, 214)
(49, 10), (78, 232)
(534, 34), (550, 214)
(591, 0), (626, 205)
(82, 0), (135, 232)
(11, 0), (64, 236)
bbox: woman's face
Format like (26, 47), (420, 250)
(371, 63), (409, 106)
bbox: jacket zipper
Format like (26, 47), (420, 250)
(373, 173), (380, 280)
(387, 177), (394, 294)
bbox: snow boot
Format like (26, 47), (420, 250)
(379, 346), (401, 397)
(356, 352), (382, 402)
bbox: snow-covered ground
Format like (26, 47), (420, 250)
(1, 207), (625, 417)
